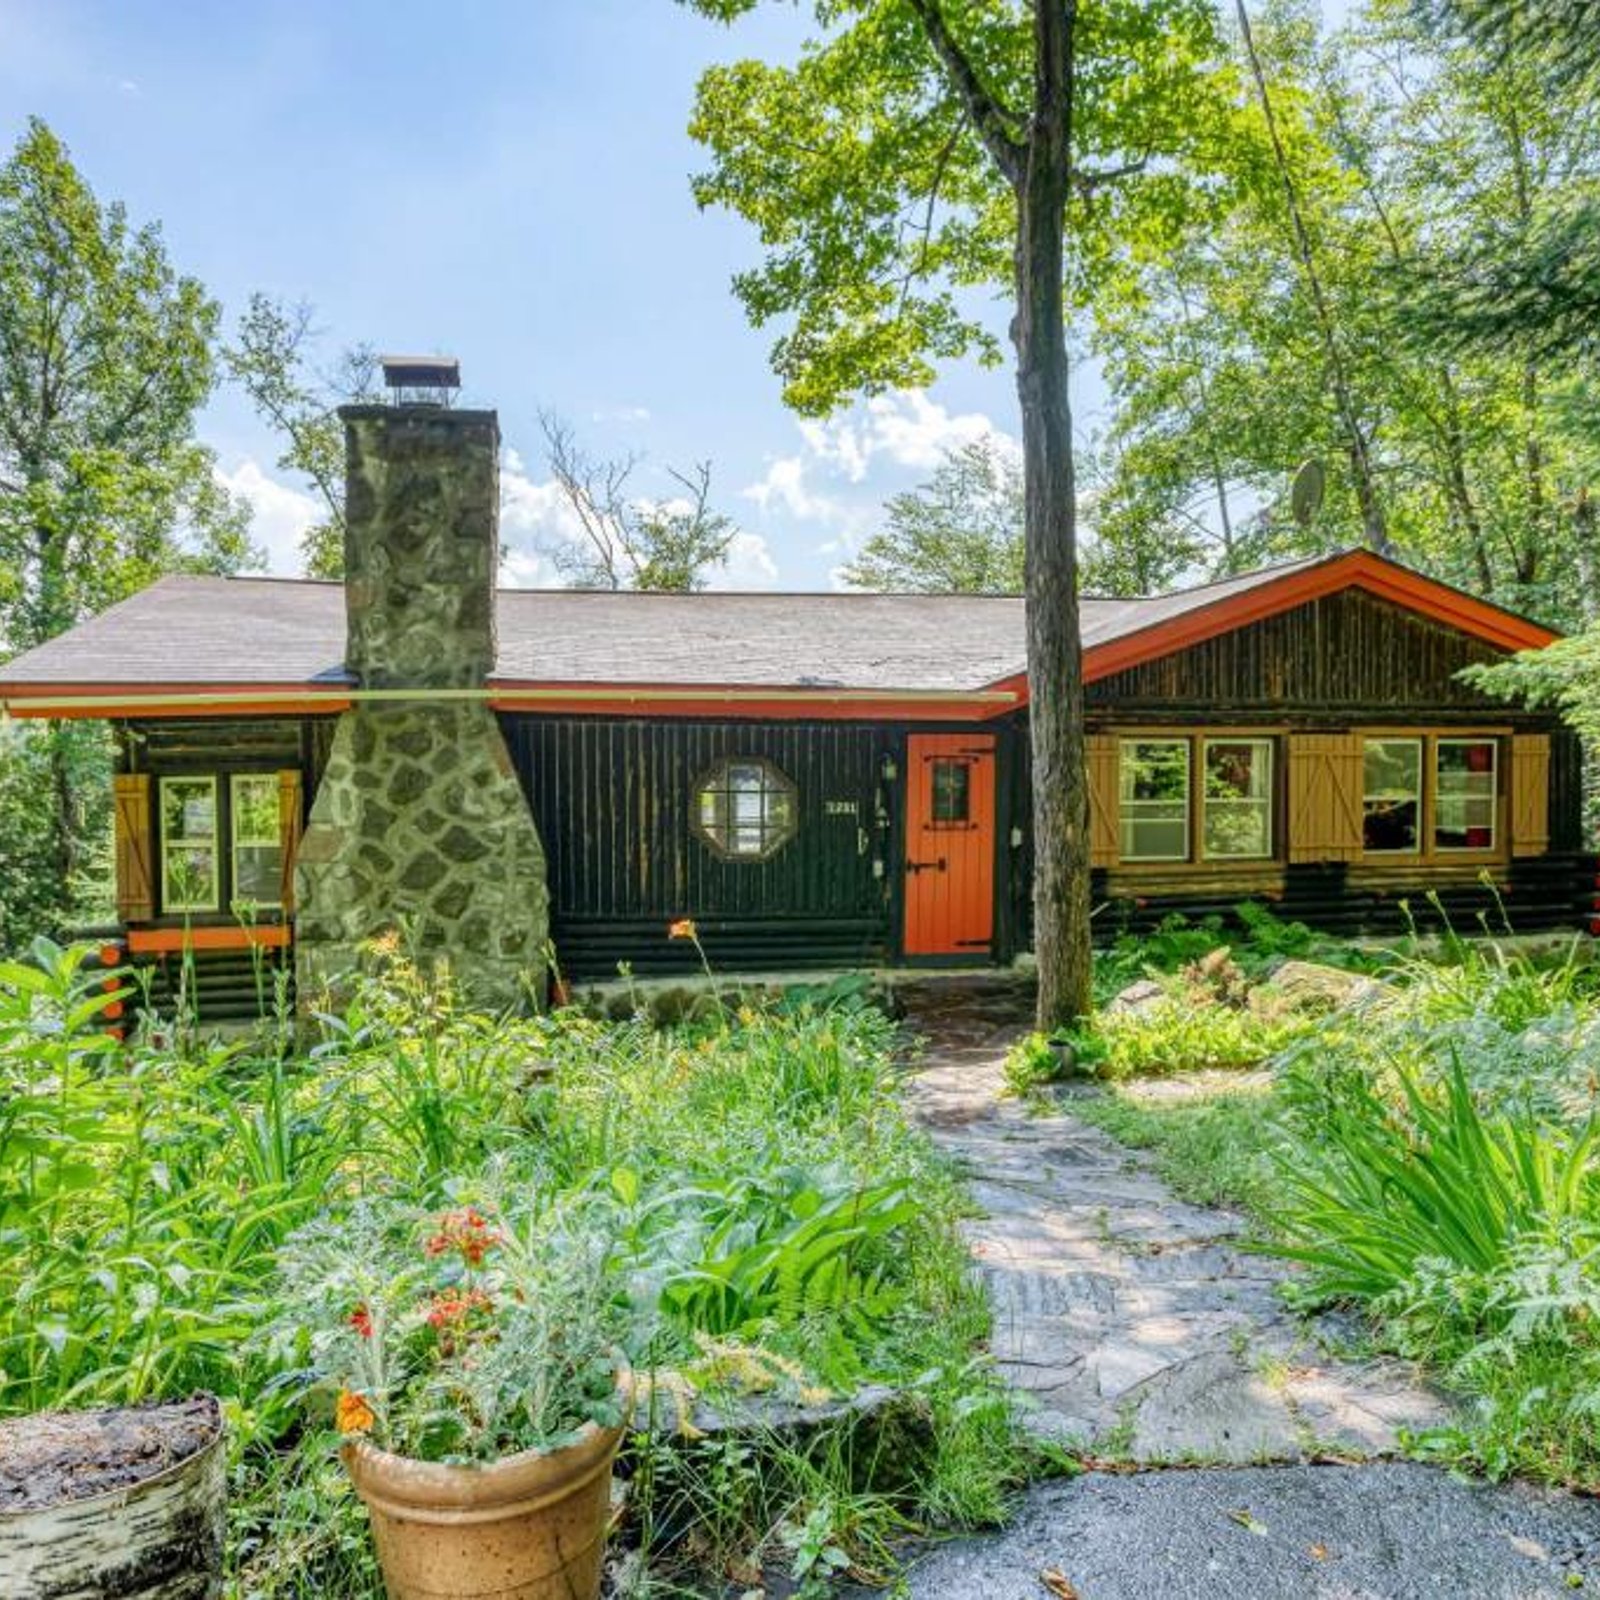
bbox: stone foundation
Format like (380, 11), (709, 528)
(295, 704), (549, 1012)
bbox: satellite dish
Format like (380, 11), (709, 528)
(1290, 458), (1326, 527)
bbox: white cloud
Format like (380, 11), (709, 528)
(589, 405), (652, 425)
(799, 391), (1017, 483)
(215, 459), (322, 575)
(498, 448), (589, 586)
(709, 530), (780, 591)
(741, 455), (838, 523)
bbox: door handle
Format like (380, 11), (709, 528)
(906, 856), (948, 875)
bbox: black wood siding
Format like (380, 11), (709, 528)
(1087, 589), (1519, 718)
(504, 717), (899, 979)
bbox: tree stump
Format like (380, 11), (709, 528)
(0, 1396), (225, 1599)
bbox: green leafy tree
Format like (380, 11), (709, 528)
(841, 438), (1025, 592)
(0, 118), (256, 943)
(225, 293), (380, 577)
(1086, 1), (1600, 622)
(1400, 1), (1600, 357)
(685, 0), (1238, 1025)
(540, 414), (738, 591)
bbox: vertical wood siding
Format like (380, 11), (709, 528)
(1087, 589), (1512, 714)
(505, 716), (898, 977)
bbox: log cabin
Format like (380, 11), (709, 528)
(0, 391), (1592, 1021)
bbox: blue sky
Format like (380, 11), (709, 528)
(1, 0), (1346, 590)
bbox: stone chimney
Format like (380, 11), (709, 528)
(293, 399), (550, 1011)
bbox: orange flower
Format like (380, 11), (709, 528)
(668, 918), (697, 940)
(424, 1209), (503, 1266)
(425, 1287), (494, 1330)
(336, 1389), (375, 1434)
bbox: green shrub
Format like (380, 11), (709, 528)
(1271, 1056), (1598, 1305)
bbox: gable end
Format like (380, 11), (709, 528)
(1086, 588), (1529, 717)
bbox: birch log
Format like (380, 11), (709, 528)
(0, 1397), (225, 1599)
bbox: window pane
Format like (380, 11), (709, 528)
(232, 775), (279, 844)
(931, 760), (971, 824)
(164, 844), (217, 911)
(1363, 739), (1421, 853)
(695, 758), (798, 859)
(162, 778), (216, 843)
(1435, 740), (1497, 851)
(1119, 741), (1190, 861)
(1121, 741), (1189, 803)
(234, 844), (283, 903)
(1203, 740), (1273, 859)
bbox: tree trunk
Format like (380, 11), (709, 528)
(1018, 1), (1092, 1028)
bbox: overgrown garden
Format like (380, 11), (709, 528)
(1016, 903), (1600, 1490)
(0, 941), (1024, 1595)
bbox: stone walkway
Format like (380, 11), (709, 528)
(879, 976), (1600, 1596)
(898, 977), (1449, 1463)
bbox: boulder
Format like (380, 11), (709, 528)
(1105, 978), (1171, 1016)
(1250, 959), (1384, 1017)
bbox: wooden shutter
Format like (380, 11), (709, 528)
(1511, 733), (1551, 858)
(1287, 733), (1364, 863)
(1086, 733), (1120, 868)
(113, 773), (155, 923)
(277, 770), (305, 913)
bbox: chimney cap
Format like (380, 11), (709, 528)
(380, 354), (461, 404)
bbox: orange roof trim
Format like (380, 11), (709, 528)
(981, 550), (1559, 712)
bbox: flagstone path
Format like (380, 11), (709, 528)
(898, 975), (1448, 1463)
(884, 975), (1600, 1597)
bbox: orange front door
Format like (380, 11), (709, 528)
(903, 733), (997, 957)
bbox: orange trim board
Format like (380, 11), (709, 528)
(126, 926), (292, 955)
(0, 683), (1018, 722)
(0, 552), (1559, 722)
(1087, 552), (1557, 681)
(979, 551), (1560, 710)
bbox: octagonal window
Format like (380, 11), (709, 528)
(694, 757), (798, 860)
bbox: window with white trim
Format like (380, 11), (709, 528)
(1119, 740), (1190, 862)
(160, 777), (220, 912)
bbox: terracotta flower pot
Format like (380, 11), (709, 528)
(341, 1373), (631, 1600)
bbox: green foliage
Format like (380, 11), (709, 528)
(1272, 1056), (1598, 1303)
(1073, 1082), (1287, 1216)
(840, 438), (1024, 593)
(684, 0), (1241, 415)
(1087, 1), (1600, 623)
(1469, 630), (1600, 749)
(274, 1193), (629, 1463)
(1091, 902), (1342, 1004)
(224, 293), (379, 578)
(0, 119), (258, 948)
(0, 942), (1019, 1592)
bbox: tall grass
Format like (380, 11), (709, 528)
(0, 939), (1021, 1594)
(1274, 1057), (1598, 1302)
(1262, 931), (1600, 1485)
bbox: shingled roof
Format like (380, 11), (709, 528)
(0, 550), (1557, 717)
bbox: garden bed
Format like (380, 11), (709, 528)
(0, 940), (1022, 1596)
